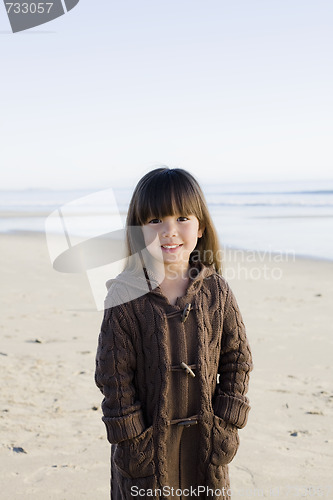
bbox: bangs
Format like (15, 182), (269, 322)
(135, 170), (203, 225)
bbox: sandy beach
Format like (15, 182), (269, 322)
(0, 232), (332, 499)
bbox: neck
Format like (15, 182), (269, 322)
(163, 262), (190, 282)
(145, 258), (191, 285)
(160, 265), (191, 304)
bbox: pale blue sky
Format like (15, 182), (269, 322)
(1, 0), (332, 190)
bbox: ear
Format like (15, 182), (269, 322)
(197, 225), (205, 238)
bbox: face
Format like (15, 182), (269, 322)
(141, 214), (203, 276)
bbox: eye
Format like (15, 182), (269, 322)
(148, 218), (161, 224)
(178, 216), (189, 221)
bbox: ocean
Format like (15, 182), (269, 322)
(0, 179), (332, 261)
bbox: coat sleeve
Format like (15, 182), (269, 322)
(212, 281), (253, 429)
(95, 305), (146, 444)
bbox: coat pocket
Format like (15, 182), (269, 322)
(211, 414), (240, 466)
(113, 425), (155, 479)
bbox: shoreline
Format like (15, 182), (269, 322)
(2, 210), (333, 218)
(1, 229), (332, 264)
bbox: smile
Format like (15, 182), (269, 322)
(161, 244), (182, 249)
(161, 244), (183, 252)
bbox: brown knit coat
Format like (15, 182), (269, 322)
(95, 261), (253, 500)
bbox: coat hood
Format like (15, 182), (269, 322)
(104, 260), (217, 309)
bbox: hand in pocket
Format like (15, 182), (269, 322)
(211, 414), (240, 466)
(113, 426), (155, 479)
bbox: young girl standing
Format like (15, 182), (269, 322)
(95, 168), (253, 500)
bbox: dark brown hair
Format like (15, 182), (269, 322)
(125, 167), (222, 274)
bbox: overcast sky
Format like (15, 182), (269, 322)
(1, 0), (332, 190)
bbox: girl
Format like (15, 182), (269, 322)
(95, 168), (253, 500)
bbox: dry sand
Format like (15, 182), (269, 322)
(0, 233), (332, 499)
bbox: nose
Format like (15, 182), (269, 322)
(162, 219), (177, 237)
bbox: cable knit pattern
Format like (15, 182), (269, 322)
(95, 261), (253, 500)
(212, 283), (253, 429)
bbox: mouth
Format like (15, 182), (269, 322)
(161, 244), (183, 252)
